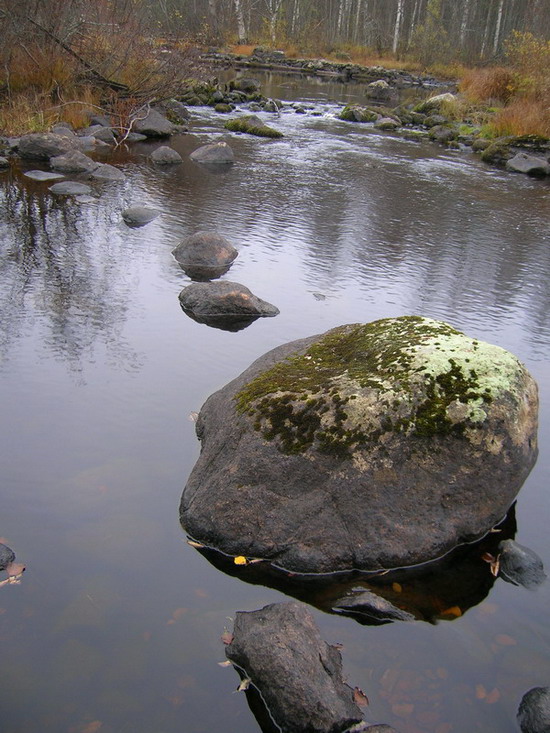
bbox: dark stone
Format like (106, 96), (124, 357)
(130, 108), (175, 138)
(190, 142), (235, 165)
(0, 543), (15, 570)
(18, 133), (77, 160)
(89, 163), (124, 181)
(518, 687), (550, 733)
(506, 153), (550, 177)
(229, 77), (261, 93)
(214, 103), (234, 113)
(224, 115), (283, 138)
(50, 150), (99, 173)
(149, 145), (183, 165)
(23, 170), (65, 181)
(121, 207), (160, 227)
(179, 281), (279, 331)
(49, 181), (92, 195)
(332, 590), (415, 625)
(0, 156), (9, 169)
(180, 317), (538, 574)
(374, 117), (400, 131)
(365, 80), (393, 101)
(423, 114), (449, 128)
(157, 100), (191, 124)
(123, 132), (148, 143)
(225, 602), (364, 733)
(428, 125), (457, 144)
(498, 539), (546, 588)
(172, 231), (238, 281)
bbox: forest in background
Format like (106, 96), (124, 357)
(0, 0), (549, 136)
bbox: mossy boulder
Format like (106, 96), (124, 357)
(339, 106), (378, 123)
(225, 115), (283, 138)
(180, 316), (538, 574)
(480, 138), (514, 165)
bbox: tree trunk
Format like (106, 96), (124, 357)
(493, 0), (505, 54)
(392, 0), (404, 54)
(459, 0), (471, 47)
(233, 0), (247, 42)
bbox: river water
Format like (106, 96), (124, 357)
(0, 73), (549, 733)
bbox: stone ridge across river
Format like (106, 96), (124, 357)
(181, 316), (538, 574)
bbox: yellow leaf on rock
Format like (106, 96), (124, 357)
(392, 582), (402, 593)
(441, 605), (462, 618)
(234, 556), (248, 565)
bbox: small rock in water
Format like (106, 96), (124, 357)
(89, 163), (124, 181)
(122, 206), (160, 227)
(518, 687), (550, 733)
(24, 170), (65, 181)
(0, 543), (15, 570)
(498, 539), (546, 589)
(49, 181), (92, 196)
(149, 145), (183, 165)
(190, 142), (235, 165)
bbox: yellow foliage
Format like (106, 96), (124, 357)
(233, 556), (248, 565)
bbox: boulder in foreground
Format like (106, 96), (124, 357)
(181, 316), (538, 573)
(225, 602), (364, 733)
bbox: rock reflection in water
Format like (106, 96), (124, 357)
(187, 507), (517, 626)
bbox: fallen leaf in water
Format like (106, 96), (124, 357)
(186, 540), (204, 549)
(221, 630), (234, 645)
(194, 588), (208, 598)
(441, 605), (462, 618)
(80, 722), (102, 733)
(218, 660), (232, 667)
(392, 702), (414, 717)
(188, 412), (199, 422)
(237, 678), (251, 692)
(495, 634), (516, 646)
(353, 686), (369, 707)
(481, 552), (500, 577)
(165, 694), (184, 708)
(6, 562), (25, 577)
(234, 556), (247, 565)
(392, 582), (402, 593)
(166, 607), (187, 625)
(476, 684), (487, 700)
(485, 688), (500, 704)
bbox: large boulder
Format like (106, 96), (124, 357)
(181, 316), (538, 573)
(172, 231), (238, 280)
(518, 688), (550, 733)
(17, 133), (77, 160)
(506, 152), (550, 177)
(225, 602), (364, 733)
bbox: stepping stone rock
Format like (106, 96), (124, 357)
(121, 206), (160, 227)
(149, 145), (183, 165)
(49, 181), (92, 196)
(24, 170), (65, 181)
(89, 163), (124, 181)
(190, 142), (235, 165)
(51, 150), (99, 173)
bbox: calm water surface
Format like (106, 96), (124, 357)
(0, 75), (549, 733)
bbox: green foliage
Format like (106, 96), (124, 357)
(408, 0), (451, 68)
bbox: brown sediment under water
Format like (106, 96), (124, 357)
(0, 73), (549, 732)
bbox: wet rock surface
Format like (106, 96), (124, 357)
(0, 542), (15, 570)
(498, 539), (546, 589)
(518, 687), (550, 733)
(149, 145), (183, 165)
(17, 132), (77, 160)
(130, 108), (176, 138)
(50, 150), (100, 173)
(189, 141), (235, 164)
(49, 181), (92, 196)
(181, 316), (538, 573)
(178, 280), (279, 330)
(225, 602), (364, 733)
(121, 206), (160, 227)
(172, 231), (238, 280)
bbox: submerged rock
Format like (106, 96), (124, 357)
(89, 163), (124, 181)
(172, 231), (238, 280)
(181, 316), (538, 573)
(49, 181), (92, 196)
(332, 590), (415, 625)
(518, 687), (550, 733)
(498, 539), (546, 588)
(121, 206), (160, 227)
(0, 543), (15, 571)
(24, 170), (65, 181)
(225, 602), (364, 733)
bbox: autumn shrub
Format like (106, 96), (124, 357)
(459, 66), (518, 104)
(504, 31), (550, 101)
(486, 99), (550, 138)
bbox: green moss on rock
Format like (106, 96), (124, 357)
(224, 115), (283, 138)
(235, 316), (526, 457)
